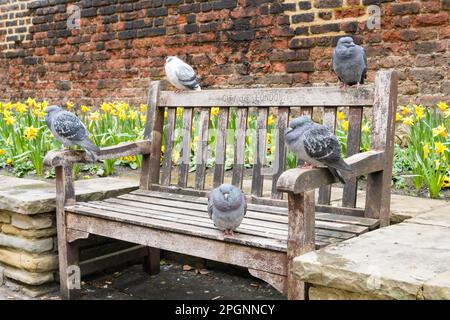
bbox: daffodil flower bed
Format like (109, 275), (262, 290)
(1, 99), (449, 198)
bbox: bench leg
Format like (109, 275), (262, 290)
(287, 268), (308, 300)
(143, 247), (160, 275)
(57, 237), (80, 300)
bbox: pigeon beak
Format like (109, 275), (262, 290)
(285, 127), (293, 135)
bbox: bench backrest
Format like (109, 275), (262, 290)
(139, 70), (398, 210)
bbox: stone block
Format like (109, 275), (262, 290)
(0, 233), (53, 253)
(11, 213), (53, 230)
(0, 248), (58, 272)
(0, 211), (11, 223)
(3, 265), (54, 285)
(1, 224), (56, 238)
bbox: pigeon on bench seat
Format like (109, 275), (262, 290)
(332, 36), (367, 90)
(285, 116), (352, 184)
(45, 105), (100, 161)
(165, 56), (201, 92)
(208, 184), (247, 236)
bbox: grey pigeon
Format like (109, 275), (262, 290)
(332, 36), (367, 89)
(207, 184), (247, 236)
(285, 116), (352, 184)
(45, 105), (100, 161)
(165, 56), (201, 91)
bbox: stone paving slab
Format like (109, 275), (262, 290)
(293, 217), (450, 300)
(0, 176), (139, 215)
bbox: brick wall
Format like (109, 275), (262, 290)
(0, 0), (448, 106)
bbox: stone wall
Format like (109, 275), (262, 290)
(0, 0), (448, 106)
(0, 176), (139, 296)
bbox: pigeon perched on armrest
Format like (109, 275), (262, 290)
(207, 184), (246, 236)
(45, 105), (100, 161)
(164, 56), (201, 92)
(332, 36), (367, 90)
(285, 116), (352, 184)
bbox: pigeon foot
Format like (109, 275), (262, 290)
(175, 89), (183, 93)
(300, 163), (315, 169)
(339, 83), (348, 91)
(224, 230), (235, 236)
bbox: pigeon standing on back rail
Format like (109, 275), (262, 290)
(207, 184), (247, 236)
(285, 116), (352, 184)
(45, 105), (100, 161)
(332, 36), (367, 90)
(164, 56), (201, 92)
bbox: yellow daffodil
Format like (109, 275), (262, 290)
(89, 111), (100, 121)
(0, 149), (6, 156)
(42, 100), (49, 109)
(342, 120), (349, 132)
(24, 126), (38, 140)
(362, 124), (370, 133)
(400, 106), (411, 115)
(443, 176), (450, 188)
(128, 110), (137, 120)
(435, 142), (447, 155)
(402, 116), (414, 126)
(395, 112), (402, 122)
(4, 116), (15, 126)
(66, 101), (74, 111)
(117, 109), (127, 120)
(5, 158), (12, 165)
(161, 145), (165, 153)
(267, 145), (275, 155)
(140, 104), (148, 113)
(211, 107), (220, 117)
(140, 114), (146, 123)
(437, 102), (448, 111)
(267, 133), (272, 144)
(122, 155), (136, 163)
(25, 97), (36, 107)
(414, 104), (425, 120)
(176, 107), (183, 117)
(164, 111), (168, 118)
(101, 103), (111, 113)
(432, 125), (447, 139)
(268, 115), (275, 126)
(81, 105), (90, 113)
(15, 102), (28, 114)
(172, 150), (180, 164)
(337, 111), (345, 121)
(422, 143), (430, 158)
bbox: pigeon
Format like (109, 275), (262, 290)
(285, 116), (352, 184)
(332, 36), (367, 89)
(45, 105), (100, 161)
(207, 184), (247, 236)
(164, 56), (201, 92)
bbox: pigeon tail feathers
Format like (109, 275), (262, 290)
(328, 167), (346, 184)
(78, 138), (100, 161)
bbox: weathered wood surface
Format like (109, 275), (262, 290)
(66, 213), (288, 276)
(365, 70), (398, 226)
(44, 140), (151, 167)
(141, 81), (162, 189)
(195, 108), (210, 190)
(231, 107), (248, 189)
(213, 108), (229, 188)
(178, 108), (193, 188)
(287, 191), (315, 300)
(158, 86), (374, 107)
(271, 107), (289, 199)
(277, 150), (385, 194)
(342, 107), (363, 207)
(161, 108), (176, 186)
(318, 107), (337, 205)
(248, 269), (287, 294)
(251, 107), (268, 197)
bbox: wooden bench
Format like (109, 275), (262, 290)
(45, 70), (398, 300)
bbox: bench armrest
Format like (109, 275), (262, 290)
(44, 140), (152, 167)
(276, 150), (385, 194)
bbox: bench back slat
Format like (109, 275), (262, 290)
(141, 72), (397, 218)
(194, 108), (210, 190)
(270, 107), (289, 199)
(161, 107), (176, 186)
(213, 108), (229, 188)
(317, 106), (337, 205)
(231, 107), (249, 189)
(342, 107), (363, 207)
(251, 107), (268, 197)
(178, 108), (193, 188)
